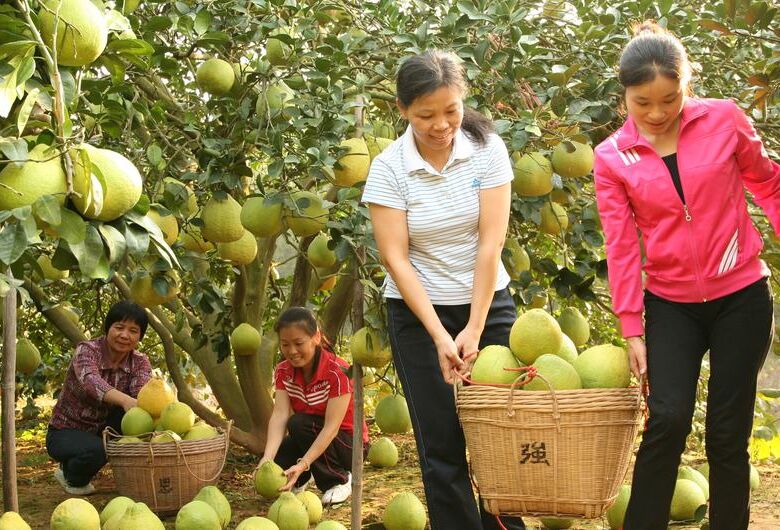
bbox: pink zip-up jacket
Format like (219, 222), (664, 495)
(594, 97), (780, 338)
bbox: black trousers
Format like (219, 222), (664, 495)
(387, 288), (525, 530)
(46, 406), (124, 487)
(624, 278), (773, 530)
(275, 412), (361, 492)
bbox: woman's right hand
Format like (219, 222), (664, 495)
(626, 336), (647, 379)
(434, 335), (464, 385)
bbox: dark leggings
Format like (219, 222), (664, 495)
(624, 278), (773, 530)
(387, 288), (525, 530)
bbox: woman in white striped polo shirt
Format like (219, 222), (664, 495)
(362, 50), (525, 530)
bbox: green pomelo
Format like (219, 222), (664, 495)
(267, 492), (308, 530)
(37, 255), (69, 280)
(151, 432), (181, 443)
(184, 423), (219, 441)
(194, 486), (231, 529)
(241, 197), (283, 238)
(160, 402), (196, 435)
(551, 140), (594, 178)
(0, 144), (66, 210)
(375, 395), (411, 434)
(180, 225), (214, 253)
(334, 138), (370, 187)
(110, 502), (163, 530)
(557, 307), (590, 347)
(0, 511), (31, 530)
(256, 81), (295, 118)
(40, 0), (108, 67)
(175, 500), (220, 530)
(231, 323), (261, 356)
(678, 465), (709, 501)
(217, 230), (258, 265)
(502, 238), (530, 280)
(196, 58), (235, 96)
(117, 436), (144, 444)
(308, 233), (337, 268)
(366, 135), (393, 161)
(147, 206), (179, 246)
(511, 151), (553, 197)
(669, 479), (707, 521)
(314, 522), (346, 530)
(555, 334), (578, 364)
(295, 491), (322, 525)
(71, 144), (143, 221)
(266, 37), (291, 66)
(523, 354), (582, 391)
(367, 437), (399, 467)
(539, 517), (573, 529)
(573, 344), (630, 389)
(50, 498), (100, 530)
(383, 492), (427, 530)
(509, 308), (563, 365)
(605, 484), (630, 530)
(470, 345), (522, 385)
(15, 338), (41, 376)
(200, 196), (244, 243)
(235, 517), (279, 530)
(285, 191), (328, 237)
(254, 461), (287, 499)
(696, 462), (710, 480)
(539, 202), (569, 235)
(121, 407), (154, 436)
(349, 327), (391, 368)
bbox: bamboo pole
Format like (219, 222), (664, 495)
(2, 269), (18, 512)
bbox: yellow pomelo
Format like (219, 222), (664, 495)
(296, 491), (322, 525)
(539, 517), (573, 529)
(0, 144), (66, 210)
(557, 307), (590, 346)
(16, 338), (41, 375)
(551, 140), (594, 178)
(285, 191), (328, 237)
(105, 502), (163, 530)
(71, 144), (143, 221)
(200, 195), (244, 243)
(40, 0), (108, 67)
(184, 423), (219, 441)
(175, 500), (220, 530)
(100, 497), (135, 526)
(0, 511), (31, 530)
(218, 230), (258, 265)
(670, 479), (707, 521)
(235, 517), (279, 529)
(471, 345), (522, 385)
(383, 492), (426, 530)
(196, 58), (235, 96)
(511, 152), (553, 197)
(268, 493), (308, 530)
(318, 275), (337, 291)
(307, 233), (336, 268)
(375, 395), (411, 434)
(367, 437), (399, 468)
(350, 327), (391, 368)
(50, 498), (100, 530)
(523, 354), (581, 391)
(194, 486), (231, 529)
(180, 225), (214, 253)
(254, 461), (287, 499)
(129, 271), (179, 307)
(678, 466), (709, 500)
(539, 202), (568, 235)
(529, 290), (548, 309)
(550, 188), (572, 205)
(137, 378), (176, 417)
(366, 135), (394, 161)
(230, 323), (261, 356)
(147, 206), (179, 246)
(502, 238), (530, 279)
(266, 37), (291, 66)
(37, 255), (69, 280)
(160, 401), (196, 435)
(605, 484), (630, 529)
(240, 196), (284, 237)
(334, 138), (370, 187)
(121, 406), (154, 436)
(573, 344), (630, 389)
(509, 308), (563, 365)
(255, 81), (295, 118)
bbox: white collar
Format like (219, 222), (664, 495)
(402, 125), (475, 175)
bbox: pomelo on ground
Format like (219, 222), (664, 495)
(196, 58), (235, 96)
(383, 492), (426, 530)
(50, 498), (100, 530)
(678, 465), (709, 500)
(284, 191), (328, 237)
(0, 144), (66, 210)
(0, 511), (31, 530)
(105, 502), (163, 530)
(523, 354), (582, 391)
(557, 307), (590, 347)
(200, 195), (244, 243)
(295, 491), (322, 525)
(551, 140), (594, 178)
(314, 522), (346, 530)
(121, 406), (154, 436)
(254, 461), (287, 499)
(137, 378), (176, 417)
(15, 338), (41, 375)
(39, 0), (108, 67)
(512, 152), (553, 197)
(572, 344), (630, 389)
(669, 478), (707, 521)
(375, 395), (411, 434)
(605, 484), (630, 529)
(267, 492), (308, 530)
(100, 497), (135, 527)
(231, 323), (261, 356)
(194, 486), (231, 528)
(175, 500), (220, 530)
(241, 196), (283, 237)
(217, 230), (258, 265)
(160, 402), (196, 435)
(509, 308), (563, 365)
(539, 517), (573, 529)
(367, 437), (399, 467)
(470, 345), (522, 385)
(235, 517), (279, 530)
(539, 202), (569, 235)
(71, 144), (143, 221)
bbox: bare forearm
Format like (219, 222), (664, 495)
(299, 425), (341, 469)
(263, 412), (289, 460)
(103, 388), (136, 411)
(468, 242), (503, 332)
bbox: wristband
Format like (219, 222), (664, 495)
(296, 458), (310, 471)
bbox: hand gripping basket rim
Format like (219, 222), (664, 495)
(455, 370), (644, 519)
(103, 421), (231, 514)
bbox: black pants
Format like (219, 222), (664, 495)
(275, 413), (361, 492)
(624, 278), (773, 530)
(387, 288), (525, 530)
(46, 407), (124, 487)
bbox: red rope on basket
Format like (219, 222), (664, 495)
(496, 515), (509, 530)
(455, 365), (538, 388)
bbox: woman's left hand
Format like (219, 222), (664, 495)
(280, 462), (308, 491)
(454, 326), (481, 376)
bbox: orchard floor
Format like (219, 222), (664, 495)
(5, 414), (780, 530)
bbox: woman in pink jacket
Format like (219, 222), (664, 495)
(594, 21), (780, 530)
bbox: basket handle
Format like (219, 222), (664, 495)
(172, 421), (233, 483)
(506, 369), (562, 432)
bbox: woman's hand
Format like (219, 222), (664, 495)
(280, 461), (309, 491)
(454, 326), (481, 377)
(434, 335), (464, 385)
(626, 336), (647, 380)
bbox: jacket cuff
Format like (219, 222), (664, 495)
(618, 312), (644, 338)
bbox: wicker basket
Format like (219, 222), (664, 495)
(455, 373), (643, 518)
(103, 423), (230, 515)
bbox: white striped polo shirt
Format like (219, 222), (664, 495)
(362, 125), (513, 305)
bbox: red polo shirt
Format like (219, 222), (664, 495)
(274, 348), (369, 443)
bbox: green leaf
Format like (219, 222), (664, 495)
(98, 224), (127, 264)
(55, 207), (87, 245)
(194, 9), (212, 35)
(124, 223), (150, 258)
(0, 64), (19, 118)
(106, 38), (155, 56)
(15, 87), (39, 136)
(146, 143), (162, 166)
(67, 224), (108, 278)
(758, 388), (780, 399)
(0, 137), (27, 161)
(0, 222), (29, 265)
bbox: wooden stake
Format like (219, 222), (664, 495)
(2, 269), (19, 512)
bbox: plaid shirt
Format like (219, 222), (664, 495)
(49, 337), (152, 433)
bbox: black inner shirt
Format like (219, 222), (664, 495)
(662, 153), (685, 204)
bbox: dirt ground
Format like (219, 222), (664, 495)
(4, 410), (779, 530)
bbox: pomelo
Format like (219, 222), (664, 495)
(539, 517), (573, 529)
(502, 238), (530, 279)
(194, 486), (231, 528)
(555, 334), (578, 364)
(557, 307), (590, 347)
(572, 344), (630, 389)
(254, 461), (287, 499)
(523, 354), (582, 391)
(184, 423), (219, 441)
(37, 255), (69, 280)
(217, 230), (258, 265)
(314, 522), (346, 530)
(15, 338), (41, 375)
(230, 323), (261, 356)
(367, 437), (399, 468)
(121, 406), (154, 436)
(0, 144), (66, 210)
(0, 511), (31, 530)
(551, 140), (594, 178)
(71, 144), (143, 221)
(511, 152), (553, 197)
(375, 395), (411, 434)
(539, 202), (569, 235)
(160, 402), (196, 435)
(669, 479), (707, 521)
(605, 484), (630, 529)
(284, 191), (328, 237)
(334, 138), (370, 187)
(295, 491), (322, 525)
(137, 378), (176, 417)
(240, 196), (283, 238)
(39, 0), (108, 67)
(509, 308), (563, 365)
(100, 497), (135, 526)
(50, 498), (100, 530)
(200, 196), (244, 243)
(175, 500), (220, 530)
(678, 465), (709, 500)
(307, 233), (337, 268)
(470, 345), (522, 385)
(235, 517), (279, 530)
(383, 492), (426, 530)
(196, 59), (235, 96)
(349, 327), (390, 368)
(147, 205), (179, 246)
(267, 492), (308, 530)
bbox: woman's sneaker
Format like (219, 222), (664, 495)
(53, 466), (96, 496)
(321, 473), (351, 505)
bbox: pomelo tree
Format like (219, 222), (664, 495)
(1, 0), (778, 457)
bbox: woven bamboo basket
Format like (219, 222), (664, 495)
(455, 371), (643, 518)
(103, 423), (230, 515)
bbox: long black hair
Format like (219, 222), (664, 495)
(618, 21), (691, 91)
(274, 306), (332, 352)
(396, 49), (494, 145)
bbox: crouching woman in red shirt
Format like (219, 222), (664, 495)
(260, 306), (368, 505)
